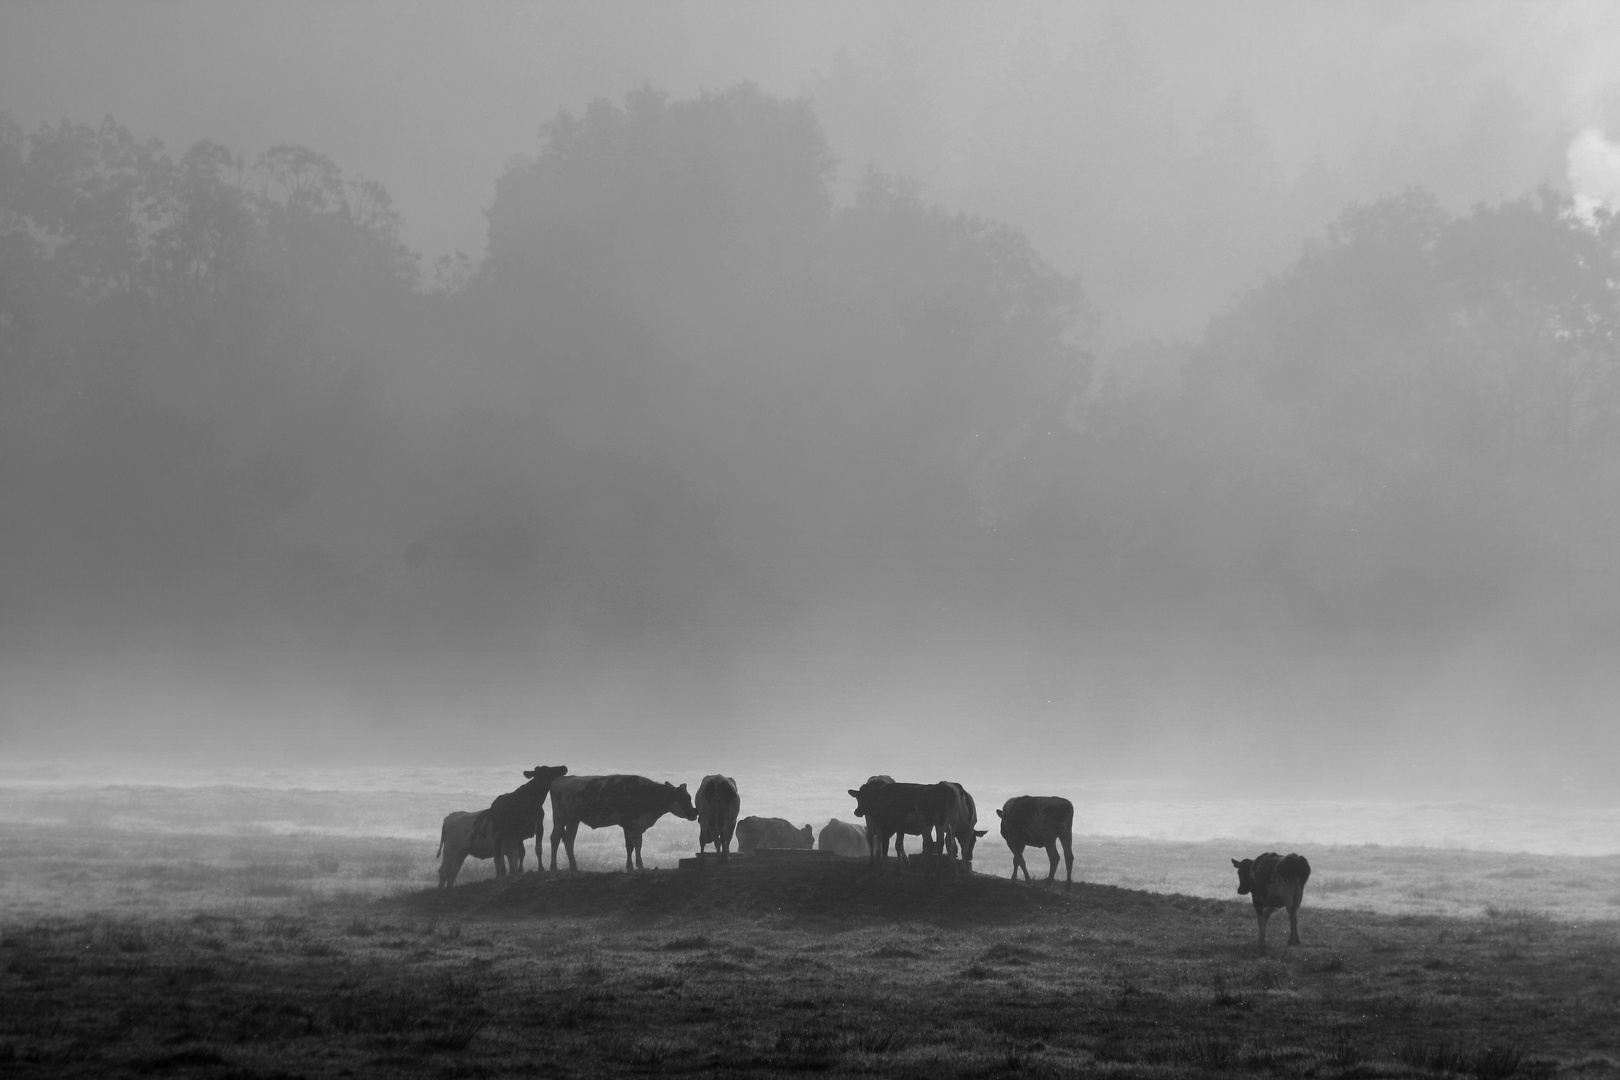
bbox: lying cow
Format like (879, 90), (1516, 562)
(478, 765), (570, 878)
(1231, 852), (1311, 951)
(939, 780), (988, 872)
(817, 818), (869, 858)
(695, 774), (740, 863)
(847, 779), (953, 869)
(997, 796), (1075, 890)
(734, 816), (813, 854)
(548, 774), (698, 871)
(436, 810), (525, 888)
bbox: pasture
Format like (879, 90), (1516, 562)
(2, 814), (1619, 1078)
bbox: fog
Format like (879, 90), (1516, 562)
(2, 2), (1618, 806)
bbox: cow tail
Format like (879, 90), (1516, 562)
(435, 837), (443, 858)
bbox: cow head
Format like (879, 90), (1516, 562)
(847, 787), (869, 817)
(668, 782), (698, 820)
(518, 765), (568, 801)
(1231, 858), (1255, 895)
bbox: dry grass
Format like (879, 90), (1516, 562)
(1, 821), (1618, 1078)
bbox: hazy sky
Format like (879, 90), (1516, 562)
(4, 3), (1620, 790)
(5, 1), (1618, 319)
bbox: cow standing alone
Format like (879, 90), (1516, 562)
(997, 796), (1075, 890)
(1231, 852), (1311, 951)
(549, 775), (699, 871)
(695, 774), (740, 864)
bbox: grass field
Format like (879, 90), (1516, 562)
(2, 819), (1619, 1078)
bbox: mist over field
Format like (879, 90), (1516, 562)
(2, 1), (1620, 815)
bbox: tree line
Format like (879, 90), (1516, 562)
(3, 85), (1617, 657)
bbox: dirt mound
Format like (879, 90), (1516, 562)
(391, 857), (1126, 924)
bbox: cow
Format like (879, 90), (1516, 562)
(480, 764), (569, 879)
(847, 779), (954, 869)
(817, 818), (869, 858)
(939, 781), (988, 872)
(435, 810), (526, 888)
(1231, 852), (1311, 951)
(548, 774), (698, 871)
(856, 775), (920, 861)
(734, 816), (814, 854)
(695, 774), (740, 864)
(997, 796), (1075, 890)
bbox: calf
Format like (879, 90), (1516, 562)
(997, 796), (1075, 890)
(847, 779), (954, 869)
(549, 775), (699, 871)
(435, 810), (525, 888)
(734, 816), (814, 854)
(695, 774), (740, 863)
(817, 818), (869, 858)
(482, 765), (569, 878)
(1231, 852), (1311, 950)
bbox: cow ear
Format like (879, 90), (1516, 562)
(679, 783), (688, 792)
(975, 829), (987, 837)
(1231, 859), (1242, 868)
(996, 809), (1003, 818)
(847, 789), (859, 798)
(523, 769), (536, 778)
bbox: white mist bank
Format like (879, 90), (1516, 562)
(3, 762), (1616, 857)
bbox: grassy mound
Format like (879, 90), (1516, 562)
(391, 856), (1165, 924)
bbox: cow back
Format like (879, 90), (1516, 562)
(553, 774), (692, 830)
(999, 796), (1074, 846)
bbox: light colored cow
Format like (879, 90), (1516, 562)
(435, 810), (524, 889)
(997, 796), (1075, 890)
(695, 774), (740, 863)
(939, 781), (987, 872)
(734, 816), (814, 854)
(1231, 852), (1311, 951)
(817, 818), (868, 857)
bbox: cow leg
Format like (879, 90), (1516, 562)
(1286, 898), (1302, 946)
(510, 840), (526, 876)
(895, 832), (909, 872)
(1060, 835), (1075, 891)
(549, 819), (565, 872)
(1010, 845), (1028, 882)
(561, 821), (581, 871)
(1255, 905), (1271, 952)
(492, 836), (508, 880)
(622, 829), (636, 871)
(1044, 840), (1061, 886)
(635, 831), (646, 870)
(441, 849), (467, 889)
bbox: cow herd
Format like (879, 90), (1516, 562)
(436, 766), (1311, 950)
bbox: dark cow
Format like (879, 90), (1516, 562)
(695, 774), (740, 863)
(857, 774), (932, 861)
(436, 810), (526, 888)
(847, 779), (954, 869)
(997, 796), (1075, 890)
(479, 765), (569, 879)
(817, 818), (869, 858)
(734, 816), (813, 854)
(1231, 852), (1311, 950)
(548, 774), (698, 871)
(940, 781), (988, 872)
